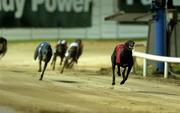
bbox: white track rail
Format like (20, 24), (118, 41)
(133, 51), (180, 78)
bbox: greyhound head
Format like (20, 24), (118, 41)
(58, 39), (66, 45)
(125, 40), (135, 51)
(42, 46), (52, 61)
(57, 40), (67, 53)
(75, 39), (82, 45)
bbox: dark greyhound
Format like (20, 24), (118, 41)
(0, 37), (7, 58)
(51, 40), (68, 70)
(111, 40), (135, 85)
(34, 42), (52, 80)
(60, 39), (83, 73)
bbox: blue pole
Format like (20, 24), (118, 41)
(155, 9), (166, 72)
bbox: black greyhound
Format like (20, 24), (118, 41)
(0, 37), (7, 58)
(34, 42), (52, 80)
(60, 39), (83, 73)
(111, 40), (135, 85)
(51, 40), (68, 70)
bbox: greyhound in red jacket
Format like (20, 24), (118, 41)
(111, 40), (135, 85)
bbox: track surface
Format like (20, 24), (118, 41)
(0, 40), (180, 113)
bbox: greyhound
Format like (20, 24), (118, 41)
(34, 42), (52, 80)
(60, 39), (83, 73)
(51, 40), (68, 70)
(0, 37), (7, 58)
(111, 40), (135, 85)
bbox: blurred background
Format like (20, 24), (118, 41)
(0, 0), (148, 40)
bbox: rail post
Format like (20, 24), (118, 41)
(143, 58), (147, 77)
(164, 62), (168, 78)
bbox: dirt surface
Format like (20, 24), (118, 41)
(0, 40), (180, 113)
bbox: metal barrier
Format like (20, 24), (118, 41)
(133, 51), (180, 78)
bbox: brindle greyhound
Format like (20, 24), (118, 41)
(51, 40), (68, 70)
(60, 39), (83, 73)
(0, 37), (7, 58)
(34, 42), (52, 80)
(111, 40), (135, 85)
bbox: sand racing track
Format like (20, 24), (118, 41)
(0, 40), (180, 113)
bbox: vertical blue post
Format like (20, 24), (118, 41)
(155, 9), (166, 72)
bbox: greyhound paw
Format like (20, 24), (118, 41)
(39, 78), (42, 81)
(120, 81), (125, 85)
(112, 82), (115, 85)
(38, 70), (41, 72)
(117, 72), (121, 76)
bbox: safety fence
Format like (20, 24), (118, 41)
(133, 51), (180, 78)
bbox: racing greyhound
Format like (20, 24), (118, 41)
(34, 42), (52, 80)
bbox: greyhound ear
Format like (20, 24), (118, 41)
(129, 40), (135, 45)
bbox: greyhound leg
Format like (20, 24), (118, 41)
(66, 58), (73, 68)
(111, 52), (116, 85)
(120, 67), (126, 85)
(52, 55), (57, 70)
(60, 58), (68, 73)
(60, 56), (63, 65)
(117, 65), (121, 76)
(122, 67), (126, 78)
(68, 59), (75, 69)
(120, 65), (132, 85)
(38, 60), (42, 72)
(112, 64), (116, 85)
(39, 62), (48, 80)
(69, 62), (74, 69)
(51, 55), (55, 65)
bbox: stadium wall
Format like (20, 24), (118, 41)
(0, 0), (148, 40)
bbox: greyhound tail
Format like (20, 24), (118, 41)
(2, 39), (7, 57)
(34, 48), (38, 60)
